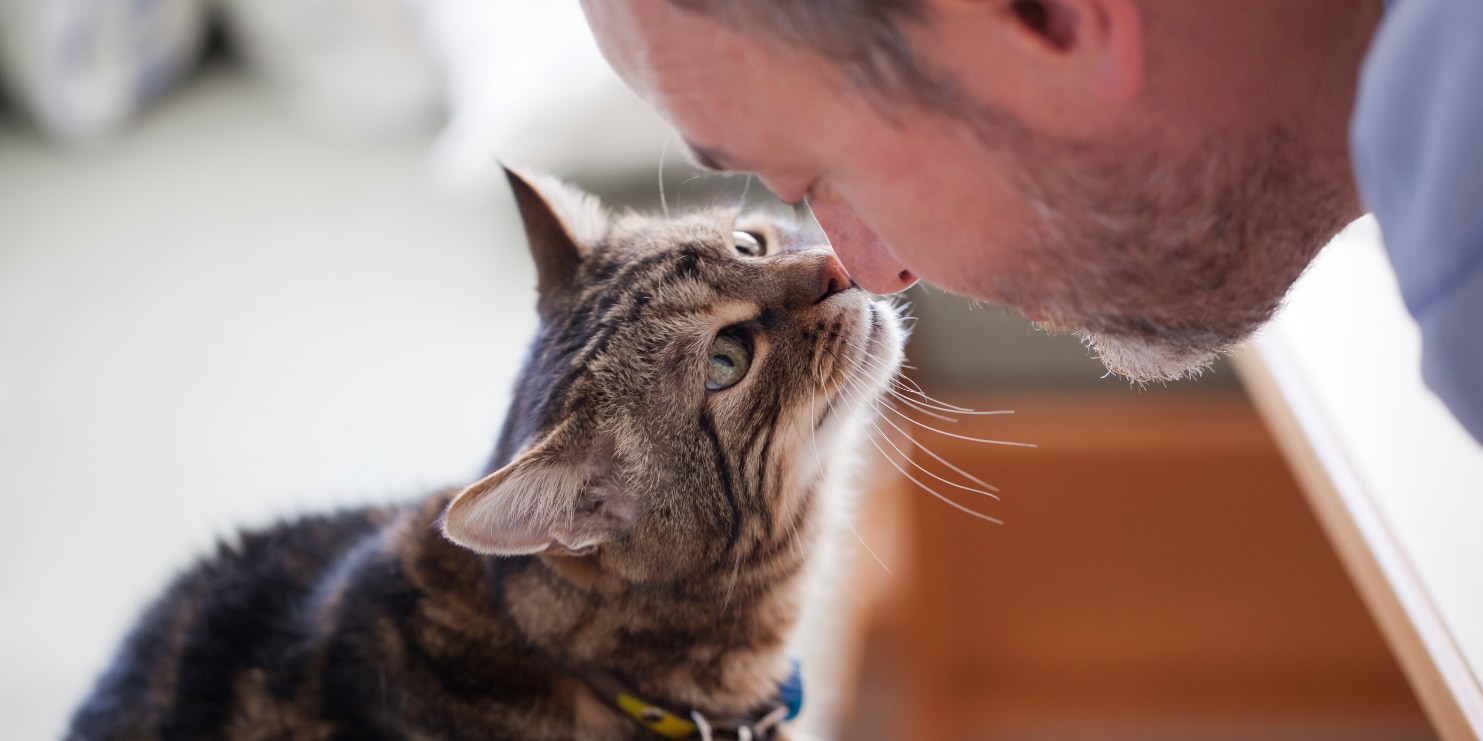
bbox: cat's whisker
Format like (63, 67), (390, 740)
(831, 334), (933, 399)
(886, 376), (978, 413)
(678, 174), (706, 209)
(872, 404), (1003, 495)
(833, 372), (1002, 502)
(832, 342), (1007, 498)
(890, 391), (1015, 417)
(843, 517), (893, 577)
(889, 373), (935, 401)
(831, 333), (907, 381)
(869, 410), (1001, 500)
(860, 432), (1003, 525)
(834, 334), (1008, 418)
(878, 402), (1037, 448)
(894, 398), (959, 424)
(873, 370), (979, 413)
(843, 403), (939, 505)
(813, 358), (898, 577)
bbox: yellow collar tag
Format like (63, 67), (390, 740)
(616, 692), (698, 739)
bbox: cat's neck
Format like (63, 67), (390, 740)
(491, 548), (806, 719)
(404, 478), (820, 723)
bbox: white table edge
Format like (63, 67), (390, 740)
(1234, 338), (1483, 741)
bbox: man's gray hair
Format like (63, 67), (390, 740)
(668, 0), (958, 111)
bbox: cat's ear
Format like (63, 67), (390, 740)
(441, 430), (636, 556)
(503, 165), (608, 313)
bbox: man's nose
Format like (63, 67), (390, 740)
(808, 201), (917, 294)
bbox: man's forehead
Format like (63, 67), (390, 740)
(583, 0), (854, 185)
(583, 1), (735, 92)
(583, 4), (773, 153)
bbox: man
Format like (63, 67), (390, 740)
(580, 0), (1482, 444)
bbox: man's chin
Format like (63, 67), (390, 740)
(1079, 329), (1221, 384)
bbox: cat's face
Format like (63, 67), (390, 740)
(442, 170), (903, 587)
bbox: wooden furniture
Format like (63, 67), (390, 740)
(837, 388), (1432, 740)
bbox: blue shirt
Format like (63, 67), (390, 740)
(1351, 0), (1483, 445)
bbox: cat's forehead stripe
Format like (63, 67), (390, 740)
(539, 251), (733, 419)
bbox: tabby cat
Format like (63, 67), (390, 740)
(67, 168), (904, 740)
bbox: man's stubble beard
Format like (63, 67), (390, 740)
(986, 122), (1354, 383)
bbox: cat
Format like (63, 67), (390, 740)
(66, 167), (905, 741)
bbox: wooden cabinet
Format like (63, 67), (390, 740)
(837, 391), (1433, 740)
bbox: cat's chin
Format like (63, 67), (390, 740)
(807, 297), (905, 452)
(855, 299), (907, 393)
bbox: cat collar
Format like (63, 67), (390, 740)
(582, 657), (803, 741)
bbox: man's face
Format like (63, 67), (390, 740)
(581, 2), (1353, 382)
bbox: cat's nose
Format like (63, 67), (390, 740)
(815, 252), (854, 304)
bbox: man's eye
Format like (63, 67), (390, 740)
(732, 231), (764, 257)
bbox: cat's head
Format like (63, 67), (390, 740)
(441, 168), (904, 588)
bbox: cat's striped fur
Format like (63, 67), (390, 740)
(67, 169), (904, 740)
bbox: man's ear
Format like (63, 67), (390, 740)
(929, 0), (1142, 100)
(502, 165), (610, 314)
(1000, 0), (1143, 99)
(441, 430), (636, 557)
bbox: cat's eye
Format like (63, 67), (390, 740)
(706, 334), (752, 391)
(732, 230), (764, 257)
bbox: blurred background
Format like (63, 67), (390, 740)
(0, 2), (1434, 739)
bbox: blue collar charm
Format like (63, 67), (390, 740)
(776, 656), (804, 722)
